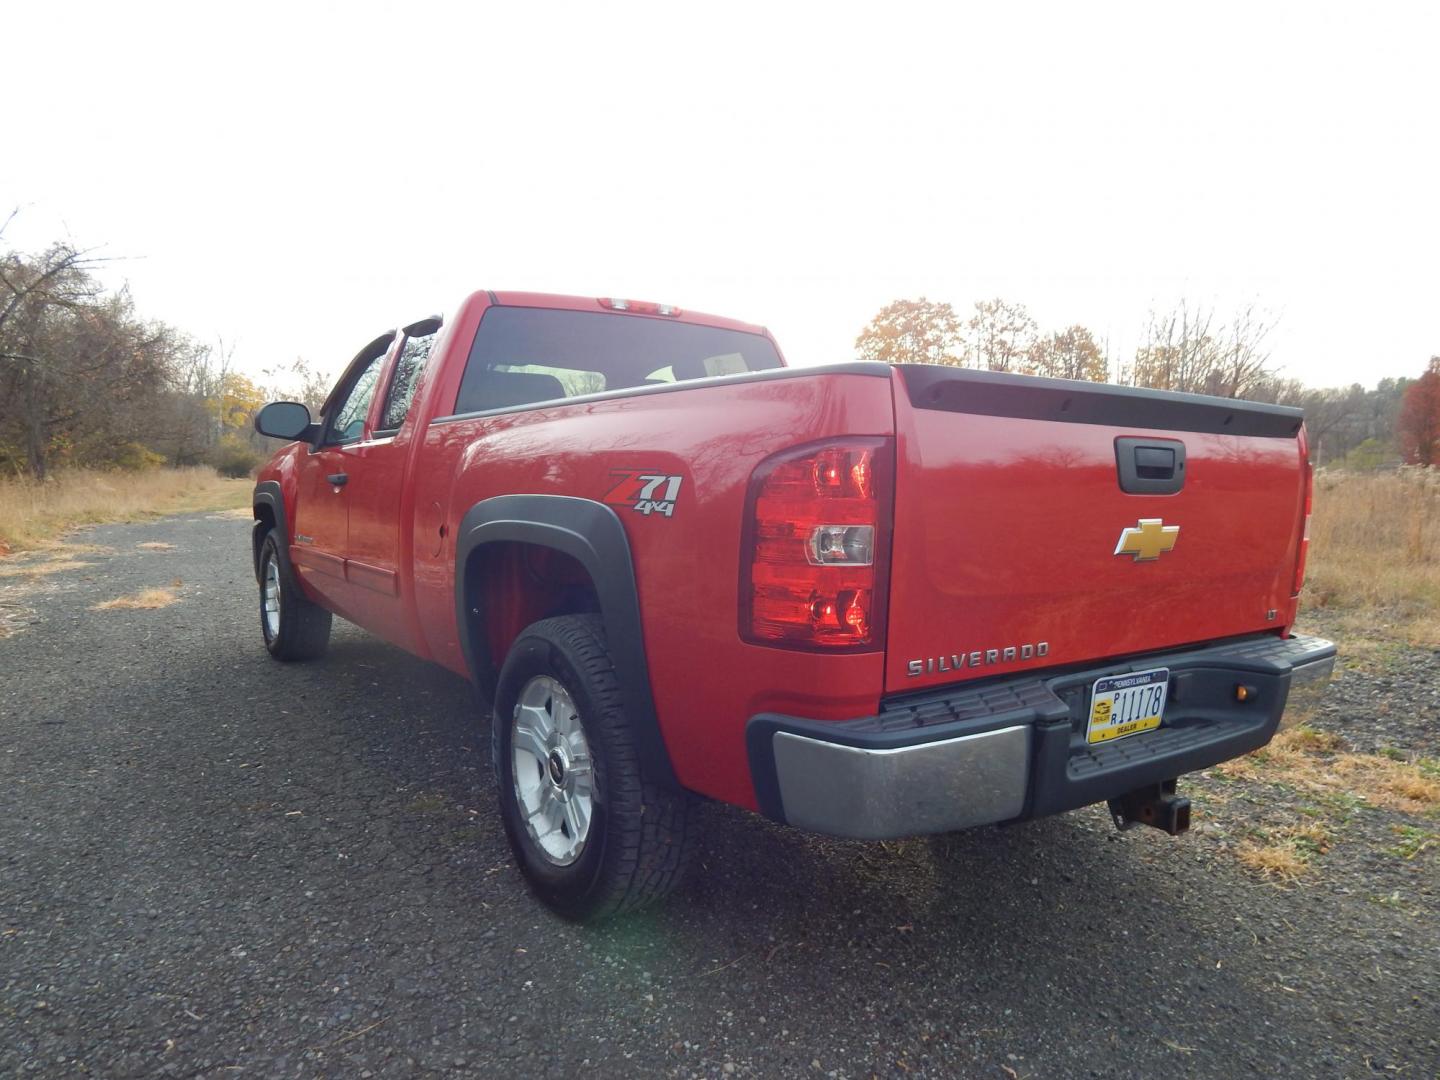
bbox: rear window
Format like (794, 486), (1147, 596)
(453, 306), (783, 415)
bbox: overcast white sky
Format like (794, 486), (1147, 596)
(4, 1), (1436, 391)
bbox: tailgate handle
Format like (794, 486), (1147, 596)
(1135, 447), (1175, 478)
(1116, 437), (1186, 495)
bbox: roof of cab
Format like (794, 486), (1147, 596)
(481, 290), (770, 338)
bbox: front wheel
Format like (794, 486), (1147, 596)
(493, 614), (695, 921)
(258, 531), (332, 661)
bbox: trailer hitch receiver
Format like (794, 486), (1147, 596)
(1108, 779), (1191, 836)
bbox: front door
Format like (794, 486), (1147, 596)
(291, 446), (352, 612)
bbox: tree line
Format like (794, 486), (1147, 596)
(2, 217), (1435, 479)
(856, 297), (1438, 468)
(0, 215), (326, 480)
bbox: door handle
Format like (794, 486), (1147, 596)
(326, 473), (349, 487)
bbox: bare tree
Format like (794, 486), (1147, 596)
(1128, 301), (1218, 393)
(261, 355), (333, 413)
(1210, 303), (1277, 398)
(1128, 301), (1278, 398)
(0, 232), (110, 478)
(0, 215), (195, 478)
(161, 337), (225, 465)
(966, 299), (1037, 373)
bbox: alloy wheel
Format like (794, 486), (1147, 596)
(511, 674), (595, 865)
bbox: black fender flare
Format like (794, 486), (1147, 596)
(252, 480), (288, 582)
(454, 494), (679, 790)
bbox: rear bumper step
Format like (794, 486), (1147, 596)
(747, 632), (1336, 839)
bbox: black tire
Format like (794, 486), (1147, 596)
(493, 614), (695, 921)
(258, 531), (332, 661)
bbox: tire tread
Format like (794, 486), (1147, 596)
(500, 614), (695, 919)
(260, 531), (332, 661)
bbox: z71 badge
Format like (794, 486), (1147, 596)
(604, 471), (683, 518)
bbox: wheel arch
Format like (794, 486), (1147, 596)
(252, 480), (286, 582)
(455, 494), (679, 790)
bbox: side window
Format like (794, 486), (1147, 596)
(327, 355), (385, 445)
(378, 328), (438, 432)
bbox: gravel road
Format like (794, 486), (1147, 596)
(1, 512), (1436, 1078)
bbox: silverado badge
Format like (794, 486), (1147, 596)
(1114, 519), (1179, 561)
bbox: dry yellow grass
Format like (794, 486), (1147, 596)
(1286, 820), (1333, 852)
(0, 558), (94, 579)
(0, 543), (113, 579)
(1217, 726), (1439, 815)
(1216, 726), (1330, 779)
(0, 468), (250, 555)
(1304, 467), (1440, 645)
(1236, 839), (1308, 882)
(1329, 755), (1440, 814)
(1273, 725), (1344, 753)
(92, 585), (181, 611)
(1236, 821), (1332, 883)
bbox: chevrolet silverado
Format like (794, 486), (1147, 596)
(251, 290), (1335, 920)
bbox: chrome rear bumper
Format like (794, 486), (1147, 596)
(748, 632), (1336, 840)
(771, 725), (1029, 840)
(1278, 652), (1338, 729)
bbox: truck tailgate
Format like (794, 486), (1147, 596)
(884, 366), (1308, 695)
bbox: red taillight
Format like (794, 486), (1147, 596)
(1292, 447), (1314, 597)
(742, 438), (892, 649)
(598, 297), (682, 317)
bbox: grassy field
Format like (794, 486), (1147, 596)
(1213, 466), (1440, 884)
(1302, 466), (1439, 650)
(0, 468), (251, 555)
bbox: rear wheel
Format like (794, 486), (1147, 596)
(258, 531), (332, 661)
(494, 614), (695, 921)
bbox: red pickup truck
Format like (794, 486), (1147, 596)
(251, 290), (1335, 920)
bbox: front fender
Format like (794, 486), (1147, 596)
(252, 480), (288, 581)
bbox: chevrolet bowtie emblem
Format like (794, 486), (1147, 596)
(1114, 519), (1179, 561)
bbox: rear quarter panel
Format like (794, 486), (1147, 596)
(410, 370), (896, 809)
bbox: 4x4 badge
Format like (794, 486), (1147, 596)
(604, 471), (683, 518)
(1114, 519), (1179, 561)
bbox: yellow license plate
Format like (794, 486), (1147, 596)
(1087, 667), (1169, 744)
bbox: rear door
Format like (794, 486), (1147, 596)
(290, 334), (392, 618)
(883, 366), (1307, 695)
(341, 317), (443, 649)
